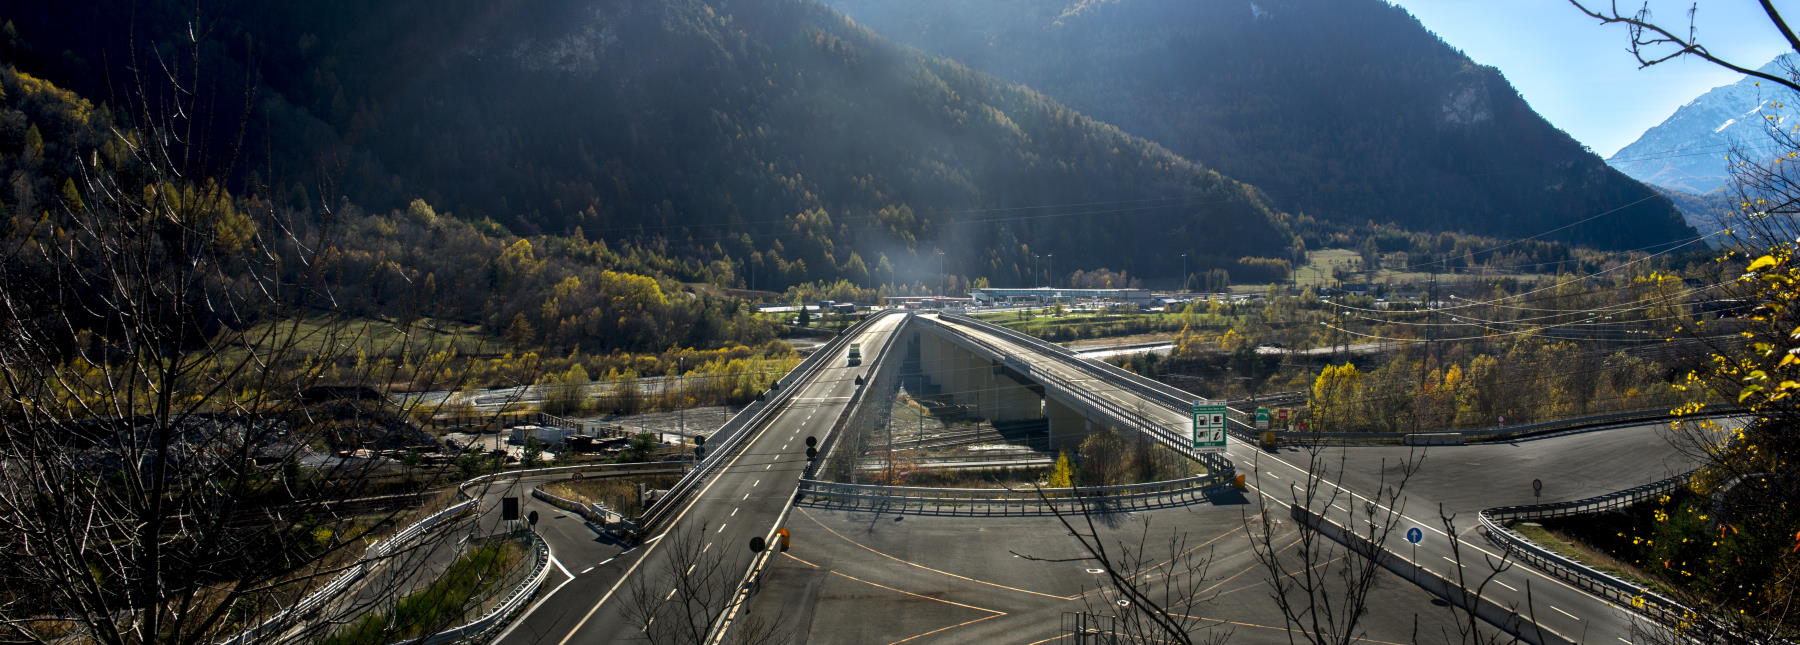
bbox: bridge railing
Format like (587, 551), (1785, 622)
(797, 470), (1233, 516)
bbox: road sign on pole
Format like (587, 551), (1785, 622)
(1191, 402), (1227, 452)
(1405, 527), (1423, 544)
(1255, 407), (1271, 431)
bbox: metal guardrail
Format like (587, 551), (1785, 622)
(218, 498), (476, 645)
(636, 310), (901, 535)
(395, 530), (554, 645)
(1264, 406), (1742, 446)
(1476, 471), (1726, 637)
(796, 468), (1234, 516)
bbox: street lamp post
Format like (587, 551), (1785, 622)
(1046, 254), (1054, 290)
(1180, 253), (1188, 293)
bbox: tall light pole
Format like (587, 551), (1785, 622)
(1180, 253), (1188, 293)
(1032, 253), (1039, 288)
(1046, 254), (1054, 290)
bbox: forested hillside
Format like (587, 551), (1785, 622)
(825, 0), (1695, 250)
(0, 0), (1293, 289)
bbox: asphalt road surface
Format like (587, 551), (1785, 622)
(493, 310), (908, 644)
(930, 313), (1702, 643)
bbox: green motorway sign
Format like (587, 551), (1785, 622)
(1191, 403), (1227, 452)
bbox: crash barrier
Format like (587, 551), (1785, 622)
(797, 455), (1235, 516)
(1476, 471), (1723, 636)
(1265, 406), (1742, 447)
(526, 461), (686, 527)
(1290, 503), (1576, 645)
(636, 310), (904, 536)
(217, 498), (476, 645)
(385, 530), (553, 645)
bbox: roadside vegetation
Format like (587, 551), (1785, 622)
(316, 540), (526, 645)
(543, 475), (682, 517)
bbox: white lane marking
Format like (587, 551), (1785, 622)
(1494, 579), (1517, 592)
(645, 533), (665, 544)
(743, 493), (750, 501)
(1618, 638), (1633, 644)
(753, 479), (761, 487)
(580, 566), (595, 574)
(1440, 556), (1465, 568)
(494, 566), (578, 642)
(703, 542), (712, 553)
(766, 464), (773, 470)
(686, 564), (697, 576)
(665, 588), (677, 600)
(731, 507), (739, 517)
(552, 554), (574, 578)
(599, 557), (615, 567)
(1550, 605), (1580, 621)
(717, 523), (729, 534)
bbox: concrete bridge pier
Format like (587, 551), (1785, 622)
(1046, 396), (1094, 451)
(985, 374), (1044, 422)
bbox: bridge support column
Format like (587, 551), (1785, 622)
(919, 332), (950, 395)
(1045, 396), (1092, 451)
(987, 375), (1043, 422)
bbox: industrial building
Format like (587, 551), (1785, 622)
(969, 287), (1154, 307)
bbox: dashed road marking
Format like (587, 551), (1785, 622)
(717, 523), (729, 534)
(1550, 605), (1580, 621)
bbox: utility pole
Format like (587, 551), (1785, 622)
(678, 356), (686, 451)
(1180, 253), (1189, 293)
(1047, 254), (1055, 289)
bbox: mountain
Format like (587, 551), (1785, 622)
(1608, 54), (1798, 195)
(0, 0), (1293, 288)
(822, 0), (1695, 251)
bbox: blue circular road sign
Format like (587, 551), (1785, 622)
(1405, 527), (1423, 544)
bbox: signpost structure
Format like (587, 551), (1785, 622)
(1405, 526), (1423, 570)
(1191, 402), (1227, 452)
(1255, 407), (1271, 431)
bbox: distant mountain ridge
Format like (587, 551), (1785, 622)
(0, 0), (1291, 288)
(1608, 54), (1799, 195)
(825, 0), (1696, 251)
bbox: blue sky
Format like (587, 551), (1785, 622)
(1384, 0), (1797, 157)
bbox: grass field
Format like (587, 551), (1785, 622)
(1272, 248), (1557, 291)
(238, 316), (499, 358)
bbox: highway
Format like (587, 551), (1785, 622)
(493, 310), (908, 644)
(928, 313), (1698, 643)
